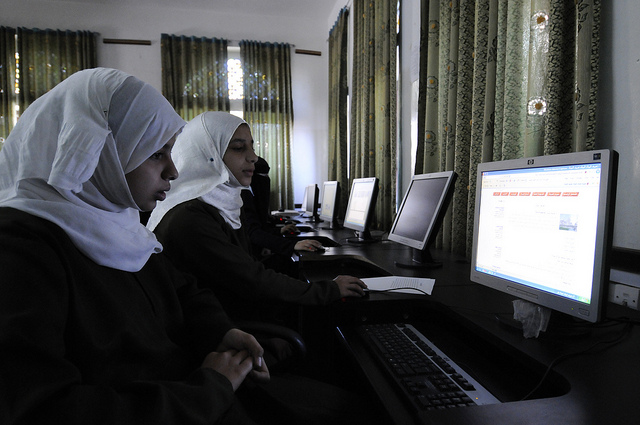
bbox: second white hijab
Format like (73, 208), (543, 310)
(146, 111), (249, 231)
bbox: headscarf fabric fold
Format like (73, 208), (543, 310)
(0, 67), (185, 272)
(146, 111), (248, 231)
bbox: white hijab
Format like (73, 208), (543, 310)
(0, 67), (185, 272)
(146, 111), (248, 231)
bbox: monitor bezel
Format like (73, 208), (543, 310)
(300, 186), (308, 212)
(304, 184), (319, 216)
(388, 171), (457, 251)
(319, 181), (340, 223)
(469, 149), (618, 323)
(343, 177), (379, 234)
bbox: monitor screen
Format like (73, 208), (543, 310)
(319, 181), (341, 227)
(470, 150), (618, 323)
(303, 184), (320, 221)
(388, 171), (457, 267)
(343, 177), (379, 242)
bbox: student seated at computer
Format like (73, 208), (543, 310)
(0, 68), (269, 424)
(241, 156), (321, 276)
(147, 111), (367, 322)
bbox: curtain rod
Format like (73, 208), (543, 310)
(102, 38), (321, 55)
(228, 39), (320, 56)
(103, 38), (151, 45)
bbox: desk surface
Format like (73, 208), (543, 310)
(288, 224), (640, 425)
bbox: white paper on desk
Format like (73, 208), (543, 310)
(362, 276), (435, 295)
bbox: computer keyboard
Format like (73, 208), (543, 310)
(357, 323), (500, 412)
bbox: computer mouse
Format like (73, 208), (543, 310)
(314, 246), (326, 253)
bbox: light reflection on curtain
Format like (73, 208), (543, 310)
(350, 0), (398, 231)
(0, 27), (96, 142)
(0, 26), (17, 142)
(416, 0), (600, 257)
(328, 7), (350, 219)
(240, 40), (294, 210)
(161, 34), (230, 120)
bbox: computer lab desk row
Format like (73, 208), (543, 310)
(290, 226), (640, 425)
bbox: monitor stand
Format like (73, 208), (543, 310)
(320, 220), (343, 230)
(301, 213), (323, 223)
(346, 229), (377, 244)
(394, 248), (443, 269)
(496, 301), (592, 339)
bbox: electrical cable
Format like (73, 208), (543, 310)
(520, 321), (634, 401)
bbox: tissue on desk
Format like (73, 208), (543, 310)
(513, 299), (550, 338)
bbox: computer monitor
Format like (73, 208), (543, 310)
(343, 177), (379, 243)
(299, 186), (308, 213)
(388, 171), (457, 268)
(319, 181), (342, 229)
(470, 149), (618, 324)
(303, 183), (321, 222)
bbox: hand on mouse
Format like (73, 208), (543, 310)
(294, 239), (324, 252)
(334, 275), (368, 297)
(280, 223), (299, 235)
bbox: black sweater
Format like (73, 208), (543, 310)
(153, 199), (341, 320)
(0, 207), (237, 424)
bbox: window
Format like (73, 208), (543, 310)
(227, 46), (243, 119)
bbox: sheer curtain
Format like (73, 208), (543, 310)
(0, 27), (96, 141)
(240, 40), (294, 210)
(416, 0), (600, 256)
(161, 34), (230, 120)
(327, 7), (350, 219)
(350, 0), (398, 231)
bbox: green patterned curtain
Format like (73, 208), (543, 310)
(240, 40), (294, 210)
(328, 7), (350, 219)
(0, 26), (17, 142)
(0, 27), (96, 142)
(416, 0), (600, 257)
(350, 0), (398, 231)
(161, 34), (230, 120)
(17, 28), (97, 114)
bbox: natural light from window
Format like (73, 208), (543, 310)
(227, 50), (243, 119)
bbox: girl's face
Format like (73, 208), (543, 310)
(125, 134), (179, 211)
(222, 124), (258, 186)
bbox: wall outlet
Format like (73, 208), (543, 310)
(609, 283), (640, 310)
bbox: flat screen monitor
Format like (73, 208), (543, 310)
(470, 149), (618, 323)
(299, 186), (308, 213)
(343, 177), (379, 243)
(388, 171), (457, 268)
(303, 183), (320, 222)
(319, 181), (342, 229)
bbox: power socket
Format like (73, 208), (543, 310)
(609, 283), (640, 310)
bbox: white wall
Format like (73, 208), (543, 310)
(595, 0), (640, 251)
(0, 0), (330, 206)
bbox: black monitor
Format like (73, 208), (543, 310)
(303, 183), (321, 222)
(319, 181), (342, 229)
(470, 149), (618, 324)
(388, 171), (457, 268)
(343, 177), (379, 243)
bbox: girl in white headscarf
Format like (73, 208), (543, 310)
(0, 67), (181, 271)
(0, 68), (268, 425)
(148, 111), (367, 322)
